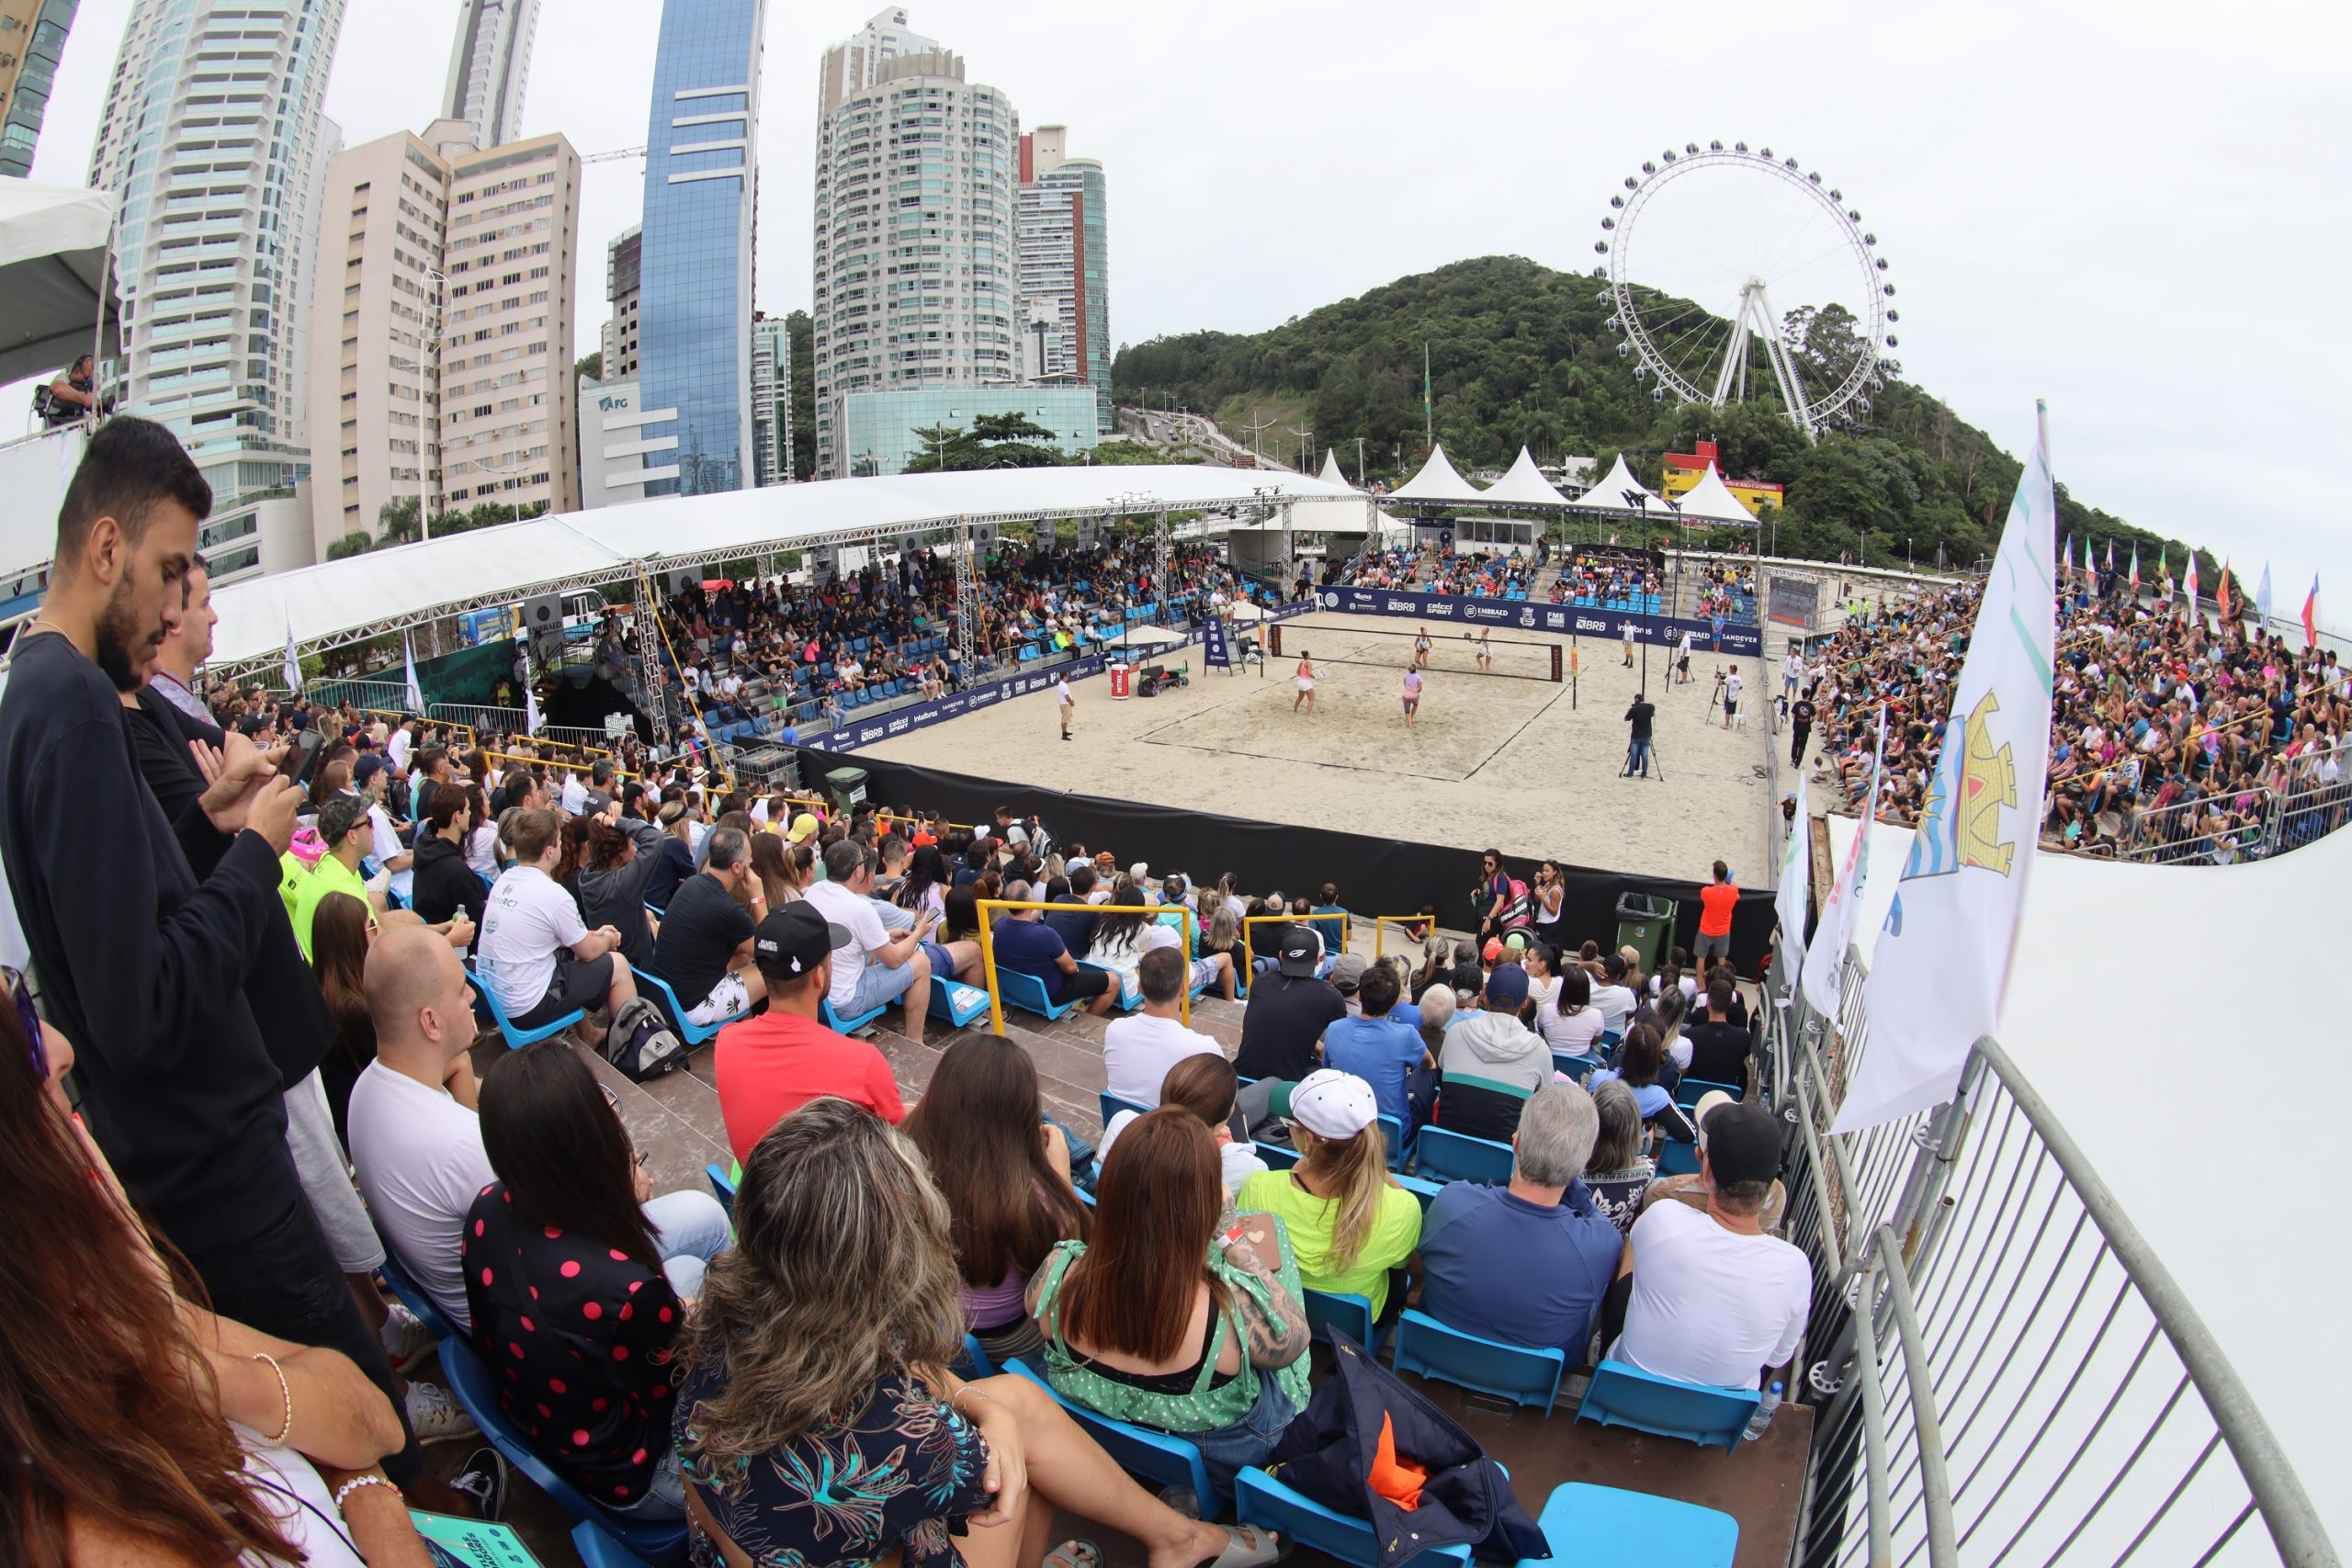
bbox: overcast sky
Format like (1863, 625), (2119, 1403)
(28, 0), (2352, 596)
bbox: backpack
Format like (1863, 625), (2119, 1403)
(602, 996), (684, 1081)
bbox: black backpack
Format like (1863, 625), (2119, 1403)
(601, 997), (684, 1081)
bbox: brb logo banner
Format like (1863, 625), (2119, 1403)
(1312, 585), (1761, 657)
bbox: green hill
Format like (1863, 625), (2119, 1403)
(1114, 255), (2207, 581)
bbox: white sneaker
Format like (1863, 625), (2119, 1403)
(379, 1302), (435, 1370)
(404, 1380), (479, 1441)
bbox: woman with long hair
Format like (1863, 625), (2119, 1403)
(310, 891), (378, 1141)
(904, 1036), (1091, 1363)
(673, 1099), (1278, 1568)
(576, 813), (667, 969)
(1233, 1070), (1420, 1320)
(461, 782), (501, 884)
(643, 798), (700, 911)
(896, 842), (953, 919)
(1082, 886), (1154, 1003)
(1587, 1024), (1696, 1143)
(1094, 1053), (1266, 1195)
(941, 882), (985, 944)
(1532, 959), (1605, 1058)
(0, 999), (424, 1567)
(750, 831), (811, 910)
(465, 1041), (729, 1518)
(1029, 1111), (1308, 1494)
(1582, 1079), (1657, 1235)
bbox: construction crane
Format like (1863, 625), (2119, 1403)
(582, 146), (646, 165)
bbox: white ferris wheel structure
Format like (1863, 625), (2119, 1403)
(1592, 141), (1901, 445)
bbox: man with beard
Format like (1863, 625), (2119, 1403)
(0, 419), (440, 1493)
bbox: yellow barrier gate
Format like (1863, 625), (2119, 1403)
(978, 899), (1196, 1035)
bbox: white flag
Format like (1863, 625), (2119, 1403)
(282, 607), (302, 694)
(2256, 562), (2274, 628)
(1772, 767), (1811, 1010)
(1837, 411), (2055, 1134)
(1800, 705), (1884, 1017)
(402, 630), (424, 715)
(524, 677), (541, 737)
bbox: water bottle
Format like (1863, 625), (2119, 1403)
(1744, 1381), (1784, 1441)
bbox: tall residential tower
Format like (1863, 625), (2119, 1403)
(0, 0), (75, 177)
(636, 0), (765, 496)
(749, 310), (790, 485)
(440, 0), (537, 153)
(810, 8), (1018, 478)
(1017, 125), (1109, 434)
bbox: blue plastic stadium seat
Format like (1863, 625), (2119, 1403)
(1253, 1140), (1300, 1171)
(439, 1336), (688, 1562)
(996, 965), (1077, 1021)
(1412, 1126), (1515, 1186)
(571, 1517), (669, 1568)
(1007, 1360), (1222, 1515)
(1396, 1173), (1444, 1214)
(1378, 1111), (1408, 1171)
(1100, 1090), (1151, 1129)
(930, 980), (991, 1029)
(1078, 959), (1144, 1011)
(377, 1243), (459, 1344)
(1553, 1051), (1603, 1083)
(1236, 1466), (1470, 1568)
(633, 965), (750, 1048)
(1515, 1483), (1736, 1568)
(1657, 1136), (1702, 1177)
(1577, 1359), (1760, 1452)
(464, 963), (582, 1050)
(1673, 1077), (1744, 1111)
(821, 997), (888, 1036)
(1393, 1310), (1566, 1415)
(1302, 1289), (1379, 1349)
(706, 1162), (736, 1213)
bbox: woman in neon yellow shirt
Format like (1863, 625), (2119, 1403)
(1234, 1070), (1420, 1319)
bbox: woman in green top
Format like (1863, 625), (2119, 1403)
(1029, 1111), (1310, 1497)
(1233, 1069), (1423, 1320)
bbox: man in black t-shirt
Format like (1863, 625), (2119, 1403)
(1623, 693), (1657, 778)
(1234, 927), (1347, 1081)
(1790, 685), (1818, 766)
(652, 826), (766, 1025)
(1682, 975), (1756, 1089)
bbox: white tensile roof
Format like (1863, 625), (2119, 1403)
(1822, 811), (2350, 1551)
(1480, 446), (1571, 507)
(0, 177), (120, 384)
(1573, 453), (1666, 514)
(206, 463), (1357, 668)
(1672, 461), (1761, 525)
(1317, 448), (1351, 487)
(1390, 443), (1487, 503)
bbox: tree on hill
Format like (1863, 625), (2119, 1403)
(1114, 254), (2189, 575)
(899, 412), (1069, 473)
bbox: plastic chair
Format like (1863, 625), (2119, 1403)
(952, 1334), (996, 1380)
(631, 965), (751, 1048)
(1673, 1076), (1744, 1111)
(438, 1335), (688, 1562)
(1396, 1173), (1444, 1214)
(572, 1517), (675, 1568)
(996, 965), (1078, 1021)
(1552, 1051), (1603, 1083)
(1077, 959), (1144, 1011)
(1657, 1137), (1702, 1177)
(1253, 1140), (1301, 1171)
(706, 1162), (736, 1214)
(1377, 1111), (1409, 1171)
(1392, 1310), (1566, 1415)
(377, 1244), (459, 1345)
(1005, 1360), (1223, 1516)
(1100, 1090), (1151, 1129)
(1577, 1359), (1760, 1452)
(463, 964), (582, 1050)
(1411, 1127), (1515, 1186)
(930, 980), (992, 1029)
(1235, 1466), (1472, 1568)
(1302, 1289), (1379, 1349)
(821, 996), (888, 1036)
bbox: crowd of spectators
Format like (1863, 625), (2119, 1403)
(1795, 563), (2348, 861)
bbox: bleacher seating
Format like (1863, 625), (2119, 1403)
(1392, 1310), (1567, 1416)
(1577, 1359), (1760, 1452)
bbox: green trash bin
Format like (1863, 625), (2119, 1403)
(825, 766), (868, 817)
(1613, 891), (1673, 976)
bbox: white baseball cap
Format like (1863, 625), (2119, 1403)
(1285, 1069), (1379, 1141)
(1141, 924), (1183, 953)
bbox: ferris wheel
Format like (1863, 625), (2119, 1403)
(1591, 141), (1899, 442)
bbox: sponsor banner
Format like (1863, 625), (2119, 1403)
(1307, 585), (1761, 657)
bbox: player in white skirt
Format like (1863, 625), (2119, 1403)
(1293, 652), (1321, 715)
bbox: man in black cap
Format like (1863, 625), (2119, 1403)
(1615, 1099), (1809, 1391)
(712, 903), (904, 1163)
(1234, 925), (1346, 1082)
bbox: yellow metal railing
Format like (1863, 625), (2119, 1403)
(1372, 914), (1436, 960)
(978, 900), (1195, 1035)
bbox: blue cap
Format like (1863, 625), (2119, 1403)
(1485, 963), (1529, 1008)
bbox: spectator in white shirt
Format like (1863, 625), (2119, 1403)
(1102, 947), (1225, 1103)
(345, 924), (492, 1329)
(1095, 1046), (1265, 1196)
(476, 807), (637, 1028)
(1587, 953), (1639, 1037)
(1616, 1100), (1811, 1390)
(804, 839), (973, 1035)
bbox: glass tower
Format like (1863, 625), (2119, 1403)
(0, 0), (77, 177)
(638, 0), (764, 497)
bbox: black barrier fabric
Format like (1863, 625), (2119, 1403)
(1306, 583), (1764, 658)
(797, 746), (1779, 973)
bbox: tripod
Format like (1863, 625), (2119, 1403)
(1623, 730), (1667, 783)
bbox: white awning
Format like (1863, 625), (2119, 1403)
(1317, 448), (1351, 487)
(1099, 624), (1185, 649)
(1671, 461), (1761, 525)
(0, 178), (120, 385)
(1573, 453), (1666, 515)
(1479, 446), (1571, 507)
(1390, 443), (1487, 503)
(207, 463), (1357, 670)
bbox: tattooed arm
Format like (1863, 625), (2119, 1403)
(1216, 1208), (1309, 1369)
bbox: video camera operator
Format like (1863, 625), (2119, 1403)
(1623, 691), (1657, 778)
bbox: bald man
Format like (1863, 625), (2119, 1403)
(345, 924), (491, 1330)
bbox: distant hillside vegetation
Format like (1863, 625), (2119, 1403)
(1114, 255), (2209, 580)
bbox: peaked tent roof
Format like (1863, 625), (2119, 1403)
(1572, 453), (1665, 514)
(1672, 461), (1761, 525)
(1317, 448), (1351, 487)
(1391, 442), (1487, 503)
(1480, 446), (1571, 507)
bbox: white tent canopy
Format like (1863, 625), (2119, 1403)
(0, 178), (120, 385)
(1573, 453), (1666, 515)
(1480, 446), (1571, 507)
(206, 463), (1357, 670)
(1098, 624), (1185, 649)
(1317, 448), (1351, 487)
(1822, 812), (2351, 1546)
(1671, 461), (1760, 525)
(1390, 442), (1487, 503)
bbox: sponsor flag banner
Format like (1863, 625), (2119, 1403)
(1773, 766), (1811, 1010)
(1204, 615), (1231, 669)
(1838, 411), (2056, 1134)
(2128, 545), (2140, 596)
(525, 676), (541, 737)
(2256, 562), (2275, 627)
(2303, 573), (2323, 649)
(402, 631), (424, 715)
(1800, 705), (1884, 1017)
(282, 609), (302, 694)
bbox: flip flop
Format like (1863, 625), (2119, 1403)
(1044, 1540), (1102, 1568)
(1198, 1523), (1286, 1568)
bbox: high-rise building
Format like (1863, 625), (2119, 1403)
(637, 0), (765, 497)
(810, 9), (1018, 479)
(602, 223), (640, 378)
(1017, 125), (1109, 434)
(749, 311), (791, 485)
(440, 0), (537, 154)
(306, 121), (581, 555)
(576, 374), (668, 508)
(0, 0), (75, 177)
(88, 0), (347, 537)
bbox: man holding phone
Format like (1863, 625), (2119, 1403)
(806, 839), (981, 1035)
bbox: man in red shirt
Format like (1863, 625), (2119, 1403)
(1695, 860), (1739, 970)
(714, 903), (904, 1163)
